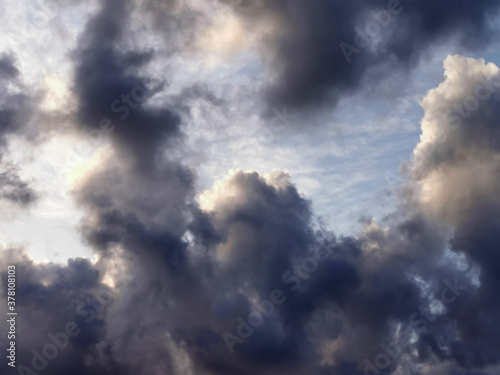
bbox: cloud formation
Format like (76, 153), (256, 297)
(410, 55), (500, 370)
(0, 53), (37, 206)
(2, 1), (500, 375)
(229, 0), (500, 114)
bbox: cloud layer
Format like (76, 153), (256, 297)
(1, 1), (500, 375)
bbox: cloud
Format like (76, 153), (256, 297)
(0, 166), (37, 206)
(68, 52), (500, 373)
(0, 52), (38, 207)
(0, 247), (125, 375)
(72, 0), (183, 172)
(4, 0), (500, 373)
(0, 54), (19, 81)
(226, 0), (500, 115)
(406, 55), (500, 369)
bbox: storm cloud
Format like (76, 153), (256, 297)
(2, 1), (500, 375)
(228, 0), (500, 115)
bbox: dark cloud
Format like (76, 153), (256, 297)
(0, 60), (28, 148)
(0, 167), (37, 206)
(0, 248), (126, 375)
(0, 54), (19, 81)
(0, 166), (466, 375)
(73, 0), (182, 172)
(228, 0), (500, 115)
(71, 0), (196, 271)
(0, 52), (37, 206)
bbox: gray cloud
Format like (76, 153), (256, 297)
(3, 2), (500, 375)
(0, 52), (37, 206)
(407, 56), (500, 370)
(228, 0), (500, 116)
(0, 167), (37, 206)
(0, 54), (19, 81)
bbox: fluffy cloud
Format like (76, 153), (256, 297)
(409, 55), (500, 369)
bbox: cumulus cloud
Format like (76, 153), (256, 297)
(408, 55), (500, 369)
(413, 55), (500, 224)
(69, 51), (500, 373)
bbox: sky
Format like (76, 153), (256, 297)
(1, 0), (500, 374)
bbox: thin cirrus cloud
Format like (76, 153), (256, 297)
(1, 0), (500, 375)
